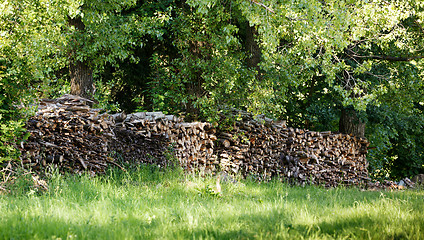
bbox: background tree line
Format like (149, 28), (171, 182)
(1, 0), (423, 179)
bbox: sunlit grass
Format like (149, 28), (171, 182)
(0, 165), (423, 239)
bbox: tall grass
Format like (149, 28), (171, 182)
(0, 165), (423, 239)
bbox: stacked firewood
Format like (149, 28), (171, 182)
(111, 112), (217, 172)
(213, 109), (370, 187)
(20, 95), (116, 174)
(18, 95), (370, 187)
(112, 108), (369, 187)
(19, 95), (171, 174)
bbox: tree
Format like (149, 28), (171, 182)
(0, 0), (167, 100)
(68, 15), (94, 98)
(64, 0), (147, 100)
(0, 0), (168, 161)
(148, 1), (258, 120)
(187, 0), (424, 177)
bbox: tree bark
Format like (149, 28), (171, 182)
(246, 24), (261, 76)
(68, 16), (94, 99)
(69, 60), (94, 99)
(339, 108), (365, 138)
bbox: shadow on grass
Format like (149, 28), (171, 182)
(293, 213), (424, 239)
(0, 213), (259, 240)
(162, 199), (296, 239)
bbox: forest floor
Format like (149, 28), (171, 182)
(0, 165), (423, 240)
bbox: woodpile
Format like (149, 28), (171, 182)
(111, 111), (217, 172)
(19, 95), (115, 174)
(214, 109), (370, 187)
(18, 95), (370, 187)
(365, 178), (416, 190)
(19, 95), (170, 174)
(111, 108), (370, 187)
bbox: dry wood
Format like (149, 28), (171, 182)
(17, 95), (369, 187)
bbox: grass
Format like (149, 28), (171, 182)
(0, 165), (423, 240)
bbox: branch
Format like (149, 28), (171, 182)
(250, 0), (275, 14)
(346, 48), (424, 62)
(105, 159), (126, 172)
(352, 54), (424, 62)
(414, 20), (424, 36)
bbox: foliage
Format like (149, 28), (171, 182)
(148, 2), (257, 121)
(0, 120), (28, 163)
(0, 0), (168, 100)
(196, 183), (221, 198)
(0, 0), (167, 158)
(0, 33), (31, 163)
(183, 0), (424, 177)
(366, 63), (424, 179)
(367, 104), (424, 180)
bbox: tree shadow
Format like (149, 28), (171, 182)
(292, 214), (423, 239)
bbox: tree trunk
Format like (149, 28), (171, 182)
(339, 108), (366, 138)
(70, 60), (94, 99)
(245, 23), (261, 77)
(68, 16), (94, 99)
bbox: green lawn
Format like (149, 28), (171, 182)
(0, 166), (423, 240)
